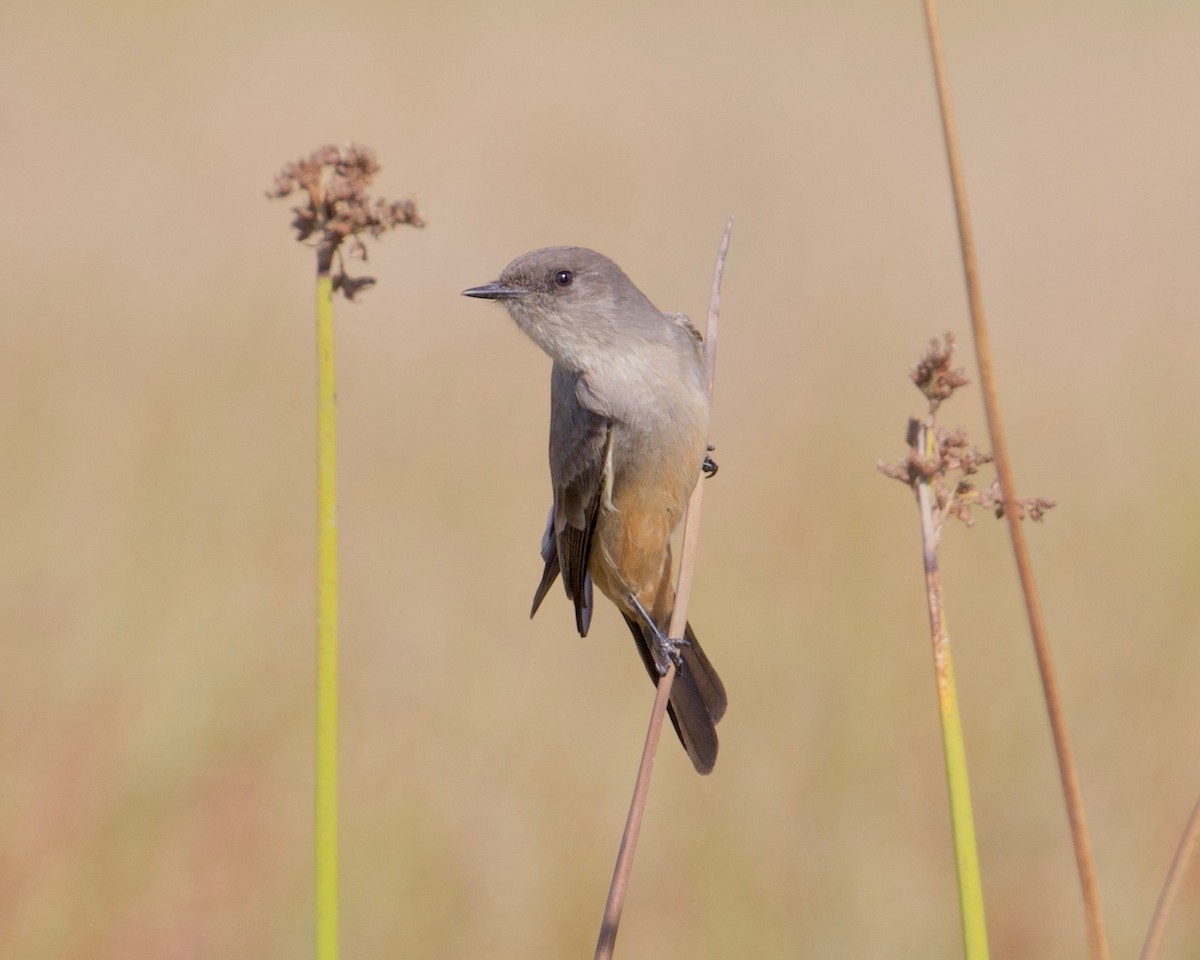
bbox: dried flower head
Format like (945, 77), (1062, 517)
(267, 143), (425, 299)
(912, 333), (969, 411)
(879, 335), (1054, 534)
(977, 479), (1056, 522)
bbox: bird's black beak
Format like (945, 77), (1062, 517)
(461, 281), (527, 300)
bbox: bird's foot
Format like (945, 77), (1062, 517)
(652, 632), (691, 676)
(627, 592), (690, 675)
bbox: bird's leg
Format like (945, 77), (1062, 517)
(626, 592), (689, 675)
(702, 444), (718, 478)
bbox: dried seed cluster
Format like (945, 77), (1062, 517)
(879, 334), (1055, 528)
(268, 143), (425, 299)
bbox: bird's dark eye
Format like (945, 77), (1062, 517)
(554, 269), (574, 287)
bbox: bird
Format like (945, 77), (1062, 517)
(463, 246), (727, 773)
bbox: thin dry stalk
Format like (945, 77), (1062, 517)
(1139, 790), (1200, 960)
(594, 217), (733, 960)
(920, 5), (1109, 958)
(593, 662), (676, 960)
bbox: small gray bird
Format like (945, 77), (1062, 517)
(463, 247), (727, 773)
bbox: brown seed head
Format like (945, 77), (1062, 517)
(267, 142), (425, 298)
(912, 333), (970, 410)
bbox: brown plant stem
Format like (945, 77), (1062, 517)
(920, 4), (1109, 958)
(594, 218), (732, 960)
(1139, 789), (1200, 960)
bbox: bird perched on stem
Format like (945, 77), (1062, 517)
(463, 247), (727, 773)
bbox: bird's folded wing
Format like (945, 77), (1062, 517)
(536, 364), (613, 637)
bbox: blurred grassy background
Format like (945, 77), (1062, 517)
(2, 1), (1199, 957)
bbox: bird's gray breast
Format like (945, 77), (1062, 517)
(577, 342), (708, 493)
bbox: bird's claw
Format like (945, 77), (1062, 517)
(652, 632), (691, 676)
(626, 591), (690, 675)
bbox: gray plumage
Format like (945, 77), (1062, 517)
(464, 247), (727, 774)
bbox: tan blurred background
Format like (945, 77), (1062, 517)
(2, 1), (1198, 957)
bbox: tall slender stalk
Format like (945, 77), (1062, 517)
(268, 144), (424, 960)
(882, 337), (1056, 957)
(594, 218), (732, 960)
(1139, 789), (1200, 960)
(919, 6), (1109, 957)
(915, 422), (989, 960)
(315, 266), (340, 960)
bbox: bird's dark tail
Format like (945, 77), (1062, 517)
(623, 615), (727, 774)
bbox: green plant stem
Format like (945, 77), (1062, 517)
(315, 271), (340, 960)
(920, 4), (1108, 957)
(916, 423), (990, 960)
